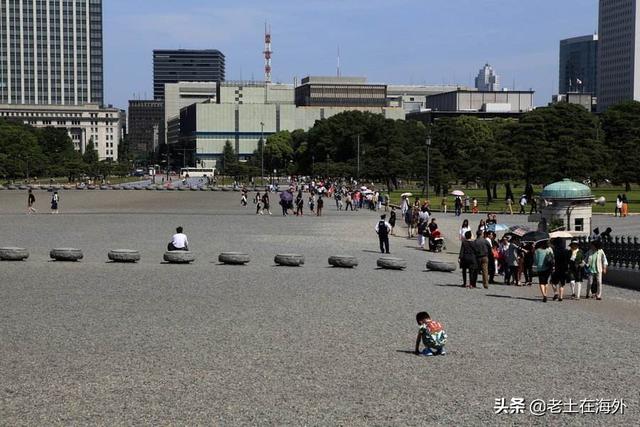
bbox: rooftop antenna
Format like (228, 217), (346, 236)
(337, 45), (341, 78)
(264, 22), (272, 83)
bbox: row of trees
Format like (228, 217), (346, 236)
(3, 100), (640, 190)
(0, 119), (130, 182)
(218, 101), (640, 197)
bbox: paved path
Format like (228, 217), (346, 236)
(0, 191), (638, 425)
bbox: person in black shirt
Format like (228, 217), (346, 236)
(375, 214), (392, 254)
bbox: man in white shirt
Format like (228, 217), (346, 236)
(168, 226), (189, 251)
(375, 214), (392, 254)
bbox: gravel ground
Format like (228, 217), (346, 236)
(0, 190), (639, 425)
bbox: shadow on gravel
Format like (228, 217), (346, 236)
(486, 294), (541, 303)
(435, 284), (466, 288)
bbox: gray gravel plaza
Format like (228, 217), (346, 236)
(1, 190), (639, 425)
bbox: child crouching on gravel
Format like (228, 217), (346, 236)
(414, 311), (447, 356)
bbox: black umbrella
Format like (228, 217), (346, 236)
(521, 231), (550, 243)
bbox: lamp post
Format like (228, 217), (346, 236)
(426, 134), (432, 199)
(260, 122), (265, 187)
(356, 134), (360, 180)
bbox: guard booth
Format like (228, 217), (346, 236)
(539, 179), (595, 237)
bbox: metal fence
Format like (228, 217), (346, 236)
(576, 236), (640, 270)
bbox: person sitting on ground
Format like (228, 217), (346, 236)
(168, 226), (189, 251)
(414, 311), (447, 356)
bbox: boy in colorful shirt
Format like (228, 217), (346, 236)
(414, 311), (447, 356)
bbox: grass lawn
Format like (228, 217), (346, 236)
(387, 186), (638, 215)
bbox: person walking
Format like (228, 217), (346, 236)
(621, 194), (629, 217)
(344, 193), (353, 211)
(464, 196), (470, 213)
(316, 195), (324, 216)
(255, 192), (263, 215)
(501, 237), (520, 285)
(472, 197), (479, 214)
(50, 191), (60, 214)
(474, 233), (490, 288)
(585, 240), (608, 300)
(375, 214), (392, 254)
(522, 242), (535, 286)
(615, 194), (622, 217)
(27, 189), (37, 214)
(441, 196), (448, 214)
(459, 219), (470, 241)
(262, 192), (272, 215)
(505, 196), (514, 215)
(295, 192), (304, 216)
(417, 220), (427, 249)
(518, 195), (527, 215)
(550, 239), (569, 301)
(459, 231), (478, 288)
(568, 240), (585, 299)
(534, 240), (555, 302)
(389, 207), (397, 235)
(485, 232), (497, 284)
(454, 196), (462, 216)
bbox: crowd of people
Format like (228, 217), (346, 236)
(457, 215), (610, 302)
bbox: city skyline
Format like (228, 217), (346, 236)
(99, 0), (599, 109)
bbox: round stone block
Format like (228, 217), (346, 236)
(328, 255), (359, 268)
(19, 185), (29, 190)
(145, 186), (155, 191)
(100, 185), (110, 190)
(221, 187), (230, 192)
(50, 248), (83, 262)
(218, 252), (250, 265)
(275, 253), (305, 267)
(426, 260), (457, 273)
(377, 257), (407, 270)
(108, 249), (141, 263)
(7, 185), (17, 190)
(87, 185), (97, 190)
(163, 251), (195, 264)
(190, 186), (199, 191)
(134, 186), (144, 190)
(0, 185), (5, 190)
(62, 185), (73, 190)
(0, 247), (29, 261)
(178, 187), (188, 191)
(122, 186), (132, 190)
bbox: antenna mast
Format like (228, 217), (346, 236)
(264, 23), (272, 83)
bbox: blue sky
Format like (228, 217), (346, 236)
(104, 0), (599, 109)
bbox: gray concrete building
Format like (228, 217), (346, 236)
(0, 103), (121, 160)
(153, 50), (225, 100)
(597, 0), (640, 111)
(386, 84), (473, 113)
(425, 89), (534, 113)
(559, 35), (598, 95)
(552, 93), (596, 111)
(294, 76), (387, 107)
(0, 0), (103, 106)
(173, 79), (404, 169)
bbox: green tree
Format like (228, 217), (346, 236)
(222, 140), (238, 176)
(601, 101), (640, 190)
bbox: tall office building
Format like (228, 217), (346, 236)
(475, 64), (500, 92)
(559, 35), (598, 95)
(153, 49), (225, 100)
(0, 0), (103, 105)
(597, 0), (640, 111)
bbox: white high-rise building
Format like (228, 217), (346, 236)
(597, 0), (640, 112)
(0, 0), (103, 106)
(475, 63), (501, 92)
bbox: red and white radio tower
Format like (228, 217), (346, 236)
(264, 23), (272, 83)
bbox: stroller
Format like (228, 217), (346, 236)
(429, 229), (446, 253)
